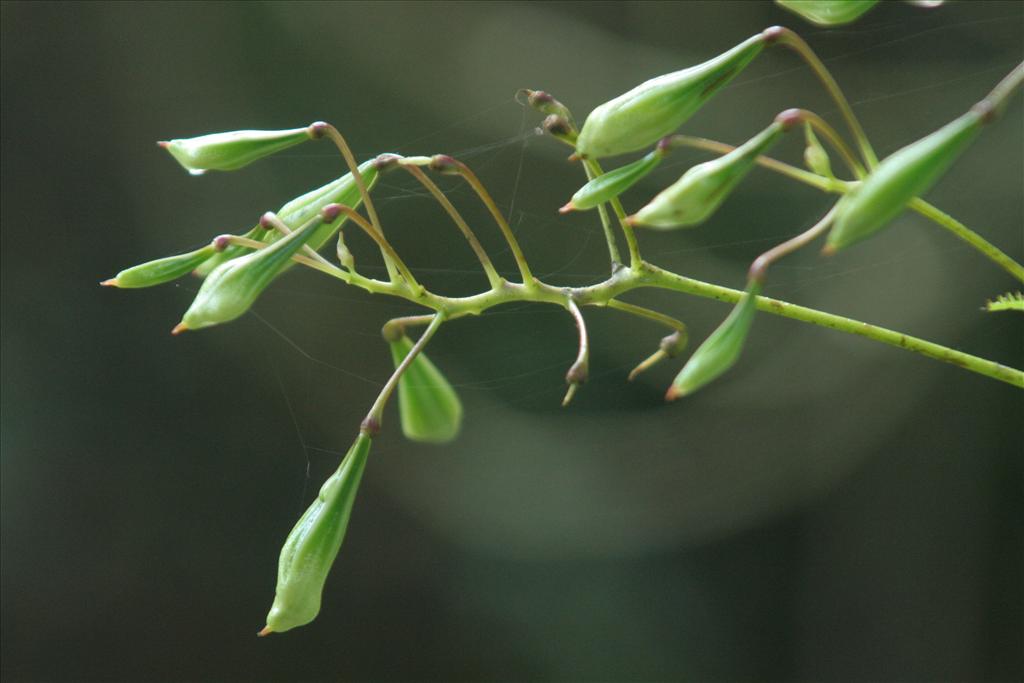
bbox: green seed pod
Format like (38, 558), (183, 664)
(261, 432), (372, 635)
(561, 143), (667, 213)
(102, 243), (217, 289)
(775, 0), (879, 26)
(803, 122), (833, 179)
(192, 160), (380, 277)
(159, 126), (315, 175)
(629, 120), (785, 229)
(666, 282), (762, 399)
(826, 110), (983, 252)
(388, 335), (463, 443)
(575, 32), (767, 159)
(174, 207), (338, 333)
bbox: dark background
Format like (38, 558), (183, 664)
(2, 2), (1022, 681)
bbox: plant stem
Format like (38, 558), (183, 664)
(400, 165), (504, 289)
(749, 207), (838, 282)
(584, 162), (624, 271)
(771, 28), (879, 168)
(604, 299), (687, 333)
(583, 158), (643, 270)
(362, 313), (445, 434)
(563, 298), (589, 406)
(442, 158), (536, 284)
(635, 263), (1024, 388)
(335, 206), (424, 294)
(794, 109), (866, 178)
(314, 122), (401, 283)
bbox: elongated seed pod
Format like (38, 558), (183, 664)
(389, 335), (463, 443)
(826, 110), (983, 252)
(667, 282), (762, 399)
(175, 207), (337, 332)
(102, 244), (217, 289)
(160, 126), (316, 175)
(193, 161), (379, 277)
(561, 144), (666, 212)
(629, 120), (785, 229)
(575, 32), (767, 159)
(775, 0), (879, 27)
(261, 433), (372, 635)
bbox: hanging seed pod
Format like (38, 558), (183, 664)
(629, 118), (787, 229)
(260, 433), (372, 635)
(775, 0), (879, 27)
(575, 32), (768, 159)
(667, 282), (761, 399)
(803, 122), (833, 178)
(192, 160), (380, 277)
(102, 243), (218, 289)
(159, 125), (316, 175)
(388, 334), (463, 443)
(173, 206), (339, 333)
(561, 141), (668, 213)
(825, 109), (983, 252)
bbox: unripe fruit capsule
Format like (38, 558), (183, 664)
(159, 126), (316, 175)
(575, 32), (767, 159)
(388, 335), (463, 443)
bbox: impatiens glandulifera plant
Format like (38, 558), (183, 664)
(104, 25), (1024, 634)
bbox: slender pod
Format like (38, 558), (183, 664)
(629, 116), (790, 229)
(174, 206), (339, 333)
(561, 141), (668, 212)
(102, 244), (218, 289)
(825, 109), (984, 252)
(575, 32), (768, 159)
(159, 125), (317, 175)
(388, 334), (463, 443)
(667, 281), (762, 399)
(261, 433), (372, 635)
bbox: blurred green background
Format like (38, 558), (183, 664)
(2, 1), (1022, 681)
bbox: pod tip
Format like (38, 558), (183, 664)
(558, 201), (576, 214)
(664, 384), (684, 402)
(156, 141), (170, 149)
(100, 278), (119, 287)
(567, 152), (581, 163)
(171, 322), (189, 336)
(257, 626), (273, 637)
(821, 243), (837, 257)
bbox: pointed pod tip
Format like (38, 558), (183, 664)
(156, 141), (170, 149)
(567, 152), (581, 163)
(558, 201), (576, 214)
(171, 322), (189, 336)
(821, 243), (838, 257)
(664, 385), (684, 402)
(257, 626), (273, 637)
(100, 278), (120, 288)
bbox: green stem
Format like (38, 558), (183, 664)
(908, 199), (1024, 283)
(603, 299), (686, 334)
(400, 165), (504, 289)
(362, 313), (445, 434)
(636, 264), (1023, 388)
(584, 162), (624, 271)
(583, 158), (643, 270)
(314, 123), (400, 283)
(771, 28), (879, 168)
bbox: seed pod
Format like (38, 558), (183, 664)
(826, 110), (983, 252)
(575, 32), (767, 159)
(775, 0), (879, 26)
(561, 143), (667, 213)
(102, 244), (217, 289)
(174, 207), (338, 333)
(388, 335), (463, 443)
(803, 123), (833, 178)
(629, 121), (784, 229)
(193, 160), (379, 277)
(666, 282), (761, 399)
(261, 433), (372, 635)
(159, 126), (316, 175)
